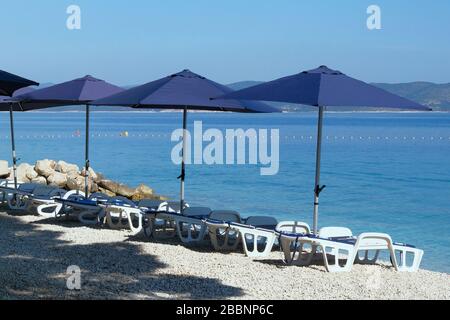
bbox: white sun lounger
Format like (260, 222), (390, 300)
(103, 198), (167, 232)
(279, 227), (424, 272)
(54, 192), (111, 225)
(232, 219), (311, 258)
(37, 190), (86, 218)
(6, 183), (67, 213)
(3, 183), (40, 210)
(206, 213), (311, 258)
(0, 179), (24, 204)
(147, 205), (213, 243)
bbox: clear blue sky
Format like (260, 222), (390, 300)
(1, 0), (449, 85)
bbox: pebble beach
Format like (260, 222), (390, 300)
(1, 210), (449, 300)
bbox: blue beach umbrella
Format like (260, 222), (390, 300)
(1, 86), (38, 188)
(0, 70), (38, 180)
(0, 69), (38, 97)
(11, 76), (124, 194)
(215, 65), (431, 234)
(92, 69), (279, 209)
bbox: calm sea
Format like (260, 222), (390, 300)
(1, 111), (449, 273)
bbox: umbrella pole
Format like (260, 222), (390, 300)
(179, 106), (188, 212)
(9, 105), (18, 190)
(313, 106), (325, 235)
(84, 104), (90, 197)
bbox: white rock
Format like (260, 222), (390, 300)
(81, 167), (98, 181)
(35, 159), (56, 177)
(31, 176), (47, 185)
(55, 161), (80, 174)
(14, 163), (33, 183)
(47, 172), (67, 188)
(0, 160), (9, 178)
(25, 166), (39, 180)
(66, 175), (86, 191)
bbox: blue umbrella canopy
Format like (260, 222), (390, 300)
(10, 75), (125, 195)
(0, 87), (36, 111)
(0, 69), (38, 97)
(215, 65), (430, 110)
(215, 65), (430, 234)
(92, 69), (279, 113)
(92, 69), (279, 209)
(13, 75), (124, 110)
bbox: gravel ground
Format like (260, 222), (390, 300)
(0, 210), (449, 300)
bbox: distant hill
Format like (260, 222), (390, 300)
(372, 82), (450, 111)
(228, 81), (450, 111)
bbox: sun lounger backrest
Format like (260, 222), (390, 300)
(167, 201), (182, 213)
(276, 221), (311, 234)
(89, 193), (110, 201)
(209, 210), (241, 223)
(0, 180), (21, 188)
(319, 227), (353, 239)
(183, 207), (212, 217)
(246, 216), (278, 228)
(33, 185), (58, 197)
(49, 188), (67, 198)
(110, 196), (135, 206)
(138, 199), (165, 209)
(18, 183), (39, 193)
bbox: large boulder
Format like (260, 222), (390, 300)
(47, 172), (67, 188)
(14, 163), (33, 183)
(66, 174), (84, 191)
(98, 187), (116, 197)
(81, 167), (98, 181)
(98, 179), (135, 198)
(131, 184), (154, 201)
(66, 172), (97, 192)
(35, 159), (56, 177)
(55, 161), (79, 174)
(31, 176), (47, 185)
(0, 160), (9, 178)
(26, 166), (39, 180)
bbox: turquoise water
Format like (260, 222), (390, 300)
(1, 111), (449, 273)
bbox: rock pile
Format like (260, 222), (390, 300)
(0, 159), (167, 201)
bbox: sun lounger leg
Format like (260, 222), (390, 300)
(208, 225), (241, 251)
(78, 208), (104, 225)
(280, 237), (315, 266)
(354, 249), (381, 265)
(319, 243), (354, 273)
(105, 208), (130, 230)
(127, 211), (144, 235)
(37, 202), (64, 218)
(392, 245), (423, 272)
(176, 221), (207, 244)
(240, 229), (277, 258)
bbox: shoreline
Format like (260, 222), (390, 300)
(1, 211), (448, 300)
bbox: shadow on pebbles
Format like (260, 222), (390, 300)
(0, 211), (449, 300)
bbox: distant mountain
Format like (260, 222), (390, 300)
(228, 81), (450, 111)
(372, 82), (450, 111)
